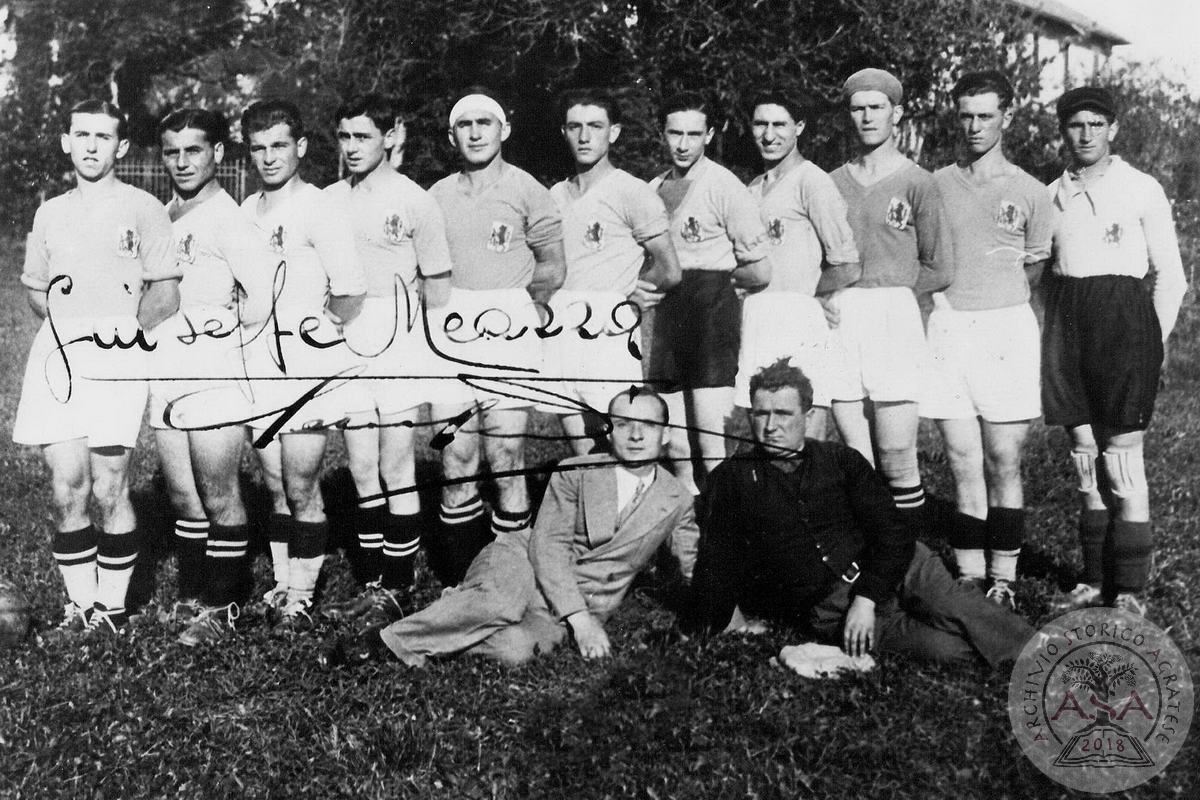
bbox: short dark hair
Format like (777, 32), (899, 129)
(749, 358), (813, 411)
(158, 108), (229, 146)
(608, 385), (668, 425)
(952, 70), (1014, 110)
(558, 88), (623, 126)
(749, 90), (808, 125)
(241, 99), (305, 141)
(660, 91), (715, 128)
(67, 99), (128, 140)
(334, 93), (399, 136)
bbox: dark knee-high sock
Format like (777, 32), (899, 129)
(173, 518), (209, 600)
(1079, 509), (1109, 586)
(353, 499), (387, 584)
(53, 525), (98, 609)
(436, 495), (486, 587)
(288, 520), (327, 603)
(202, 523), (249, 607)
(986, 507), (1024, 584)
(490, 507), (531, 539)
(381, 513), (422, 592)
(890, 483), (926, 538)
(950, 512), (987, 580)
(96, 530), (139, 614)
(1108, 520), (1153, 594)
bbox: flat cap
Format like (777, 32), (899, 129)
(1056, 87), (1118, 123)
(843, 68), (903, 105)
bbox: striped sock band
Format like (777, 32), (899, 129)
(436, 496), (486, 587)
(203, 523), (249, 607)
(355, 499), (387, 582)
(96, 530), (139, 614)
(173, 518), (209, 600)
(490, 507), (531, 537)
(381, 513), (422, 592)
(890, 483), (926, 537)
(53, 525), (99, 609)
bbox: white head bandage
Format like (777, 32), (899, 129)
(448, 94), (507, 128)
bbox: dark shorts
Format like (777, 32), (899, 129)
(645, 270), (740, 393)
(1041, 274), (1162, 430)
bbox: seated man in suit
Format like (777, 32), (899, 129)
(687, 358), (1034, 668)
(322, 386), (698, 667)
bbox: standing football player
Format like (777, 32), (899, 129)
(738, 89), (860, 442)
(15, 100), (179, 636)
(151, 108), (278, 645)
(322, 93), (453, 624)
(544, 88), (682, 455)
(925, 72), (1053, 608)
(648, 91), (771, 495)
(828, 68), (953, 536)
(425, 89), (565, 585)
(239, 99), (367, 632)
(1043, 87), (1186, 617)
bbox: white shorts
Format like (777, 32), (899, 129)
(735, 292), (832, 408)
(241, 308), (370, 433)
(424, 287), (545, 411)
(825, 286), (929, 403)
(538, 289), (644, 415)
(147, 307), (254, 431)
(13, 316), (148, 448)
(343, 297), (440, 416)
(921, 298), (1041, 422)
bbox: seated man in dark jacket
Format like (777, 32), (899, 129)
(687, 357), (1033, 666)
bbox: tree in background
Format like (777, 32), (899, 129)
(3, 0), (1199, 230)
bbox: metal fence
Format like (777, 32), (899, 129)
(114, 160), (250, 204)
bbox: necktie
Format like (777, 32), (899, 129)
(616, 479), (647, 530)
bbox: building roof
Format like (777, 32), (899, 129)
(1008, 0), (1130, 46)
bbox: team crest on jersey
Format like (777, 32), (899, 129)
(681, 216), (702, 244)
(1103, 222), (1123, 246)
(995, 201), (1025, 234)
(885, 197), (911, 231)
(269, 225), (286, 254)
(583, 221), (605, 251)
(383, 212), (409, 244)
(177, 233), (197, 264)
(488, 221), (513, 253)
(767, 218), (784, 245)
(116, 227), (140, 258)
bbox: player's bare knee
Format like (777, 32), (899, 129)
(877, 447), (919, 485)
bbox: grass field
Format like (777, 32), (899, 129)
(0, 230), (1197, 800)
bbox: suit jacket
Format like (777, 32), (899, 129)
(529, 453), (698, 622)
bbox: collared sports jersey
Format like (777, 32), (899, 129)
(325, 169), (453, 298)
(933, 165), (1053, 311)
(429, 161), (562, 290)
(649, 156), (768, 273)
(240, 182), (365, 312)
(170, 188), (273, 313)
(830, 161), (953, 294)
(22, 180), (178, 320)
(1049, 156), (1186, 336)
(550, 168), (668, 295)
(748, 158), (859, 295)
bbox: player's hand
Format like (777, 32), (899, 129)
(629, 279), (665, 311)
(843, 595), (876, 658)
(818, 290), (843, 328)
(567, 611), (612, 659)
